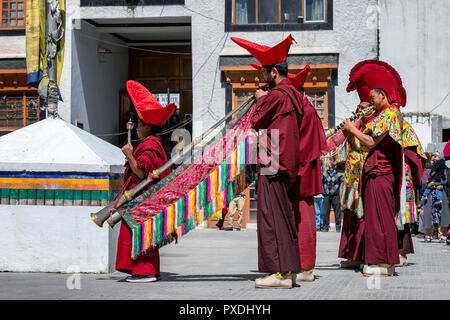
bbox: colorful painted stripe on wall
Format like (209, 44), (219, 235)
(0, 172), (122, 206)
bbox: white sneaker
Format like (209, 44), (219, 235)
(255, 273), (292, 289)
(363, 264), (394, 277)
(295, 270), (314, 282)
(125, 275), (158, 283)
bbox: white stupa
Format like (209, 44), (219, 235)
(0, 117), (125, 273)
(0, 117), (124, 173)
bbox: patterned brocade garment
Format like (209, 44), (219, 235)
(341, 105), (426, 223)
(341, 134), (368, 218)
(401, 121), (427, 223)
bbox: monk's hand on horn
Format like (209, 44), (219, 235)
(255, 88), (268, 100)
(122, 143), (134, 159)
(343, 119), (356, 133)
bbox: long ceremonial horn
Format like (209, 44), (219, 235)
(325, 104), (375, 138)
(91, 95), (256, 228)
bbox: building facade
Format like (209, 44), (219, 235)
(1, 0), (448, 226)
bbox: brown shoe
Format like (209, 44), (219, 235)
(255, 273), (292, 289)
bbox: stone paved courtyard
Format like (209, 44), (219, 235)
(1, 229), (449, 300)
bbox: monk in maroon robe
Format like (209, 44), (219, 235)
(115, 80), (175, 283)
(249, 62), (326, 284)
(344, 88), (401, 276)
(338, 94), (374, 268)
(294, 94), (326, 281)
(340, 60), (425, 272)
(251, 63), (304, 288)
(115, 119), (171, 282)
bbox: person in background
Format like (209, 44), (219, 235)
(446, 159), (450, 245)
(416, 153), (433, 238)
(162, 112), (181, 159)
(169, 112), (181, 128)
(421, 152), (447, 208)
(183, 113), (193, 137)
(423, 151), (450, 243)
(314, 194), (324, 231)
(321, 162), (344, 232)
(225, 191), (245, 231)
(216, 207), (228, 230)
(444, 142), (450, 245)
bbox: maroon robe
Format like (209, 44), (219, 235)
(251, 78), (303, 273)
(362, 135), (401, 265)
(294, 96), (326, 270)
(115, 135), (170, 276)
(396, 148), (426, 255)
(256, 174), (301, 273)
(252, 78), (303, 183)
(297, 96), (327, 197)
(338, 120), (366, 262)
(339, 210), (413, 261)
(339, 209), (365, 261)
(294, 195), (317, 270)
(339, 129), (425, 262)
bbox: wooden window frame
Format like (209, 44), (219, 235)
(0, 0), (26, 30)
(303, 0), (327, 23)
(233, 89), (254, 111)
(232, 86), (328, 125)
(226, 0), (332, 32)
(222, 64), (335, 129)
(304, 87), (328, 128)
(0, 92), (40, 131)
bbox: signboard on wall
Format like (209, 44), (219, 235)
(154, 93), (180, 108)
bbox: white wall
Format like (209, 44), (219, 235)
(0, 36), (25, 58)
(70, 20), (128, 146)
(404, 114), (443, 148)
(72, 0), (379, 140)
(379, 0), (450, 125)
(222, 0), (379, 129)
(0, 205), (120, 273)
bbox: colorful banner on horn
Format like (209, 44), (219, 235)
(114, 96), (257, 259)
(131, 137), (255, 259)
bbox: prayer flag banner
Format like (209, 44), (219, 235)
(26, 0), (65, 100)
(115, 98), (257, 259)
(131, 146), (255, 258)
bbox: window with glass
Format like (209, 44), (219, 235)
(234, 89), (328, 127)
(0, 94), (40, 129)
(233, 0), (326, 25)
(305, 90), (328, 127)
(1, 0), (25, 29)
(235, 90), (254, 108)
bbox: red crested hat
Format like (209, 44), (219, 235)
(288, 63), (311, 89)
(357, 85), (371, 103)
(444, 140), (450, 159)
(231, 34), (295, 66)
(250, 62), (311, 88)
(346, 60), (407, 107)
(250, 63), (263, 71)
(126, 80), (175, 126)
